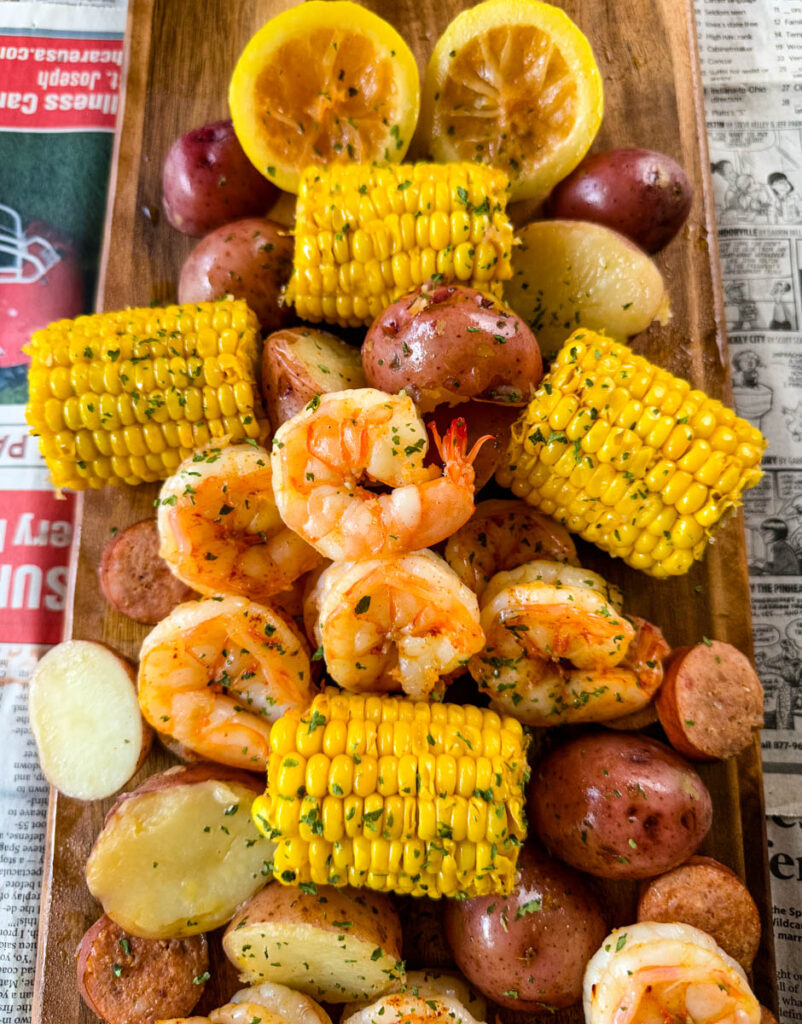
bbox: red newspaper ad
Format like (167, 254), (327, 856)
(0, 3), (125, 1016)
(0, 7), (123, 680)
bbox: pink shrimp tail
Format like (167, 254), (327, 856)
(428, 417), (493, 482)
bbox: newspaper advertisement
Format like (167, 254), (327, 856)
(0, 1), (125, 1016)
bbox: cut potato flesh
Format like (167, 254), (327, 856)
(28, 640), (148, 801)
(224, 920), (402, 1003)
(223, 885), (403, 1003)
(86, 776), (273, 938)
(506, 219), (670, 358)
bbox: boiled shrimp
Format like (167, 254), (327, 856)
(157, 442), (323, 603)
(444, 499), (579, 596)
(468, 561), (668, 726)
(584, 922), (760, 1024)
(342, 994), (485, 1024)
(270, 388), (487, 560)
(138, 596), (314, 771)
(306, 549), (484, 700)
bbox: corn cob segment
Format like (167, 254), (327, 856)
(252, 691), (529, 898)
(496, 331), (767, 578)
(25, 300), (268, 490)
(287, 162), (514, 327)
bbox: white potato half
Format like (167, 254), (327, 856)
(28, 639), (150, 800)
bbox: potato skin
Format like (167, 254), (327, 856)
(636, 855), (761, 969)
(178, 218), (293, 332)
(529, 732), (712, 879)
(546, 148), (692, 253)
(261, 327), (365, 429)
(362, 285), (542, 413)
(162, 120), (278, 236)
(444, 843), (607, 1011)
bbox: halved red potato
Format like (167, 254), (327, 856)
(85, 764), (274, 938)
(222, 883), (403, 1002)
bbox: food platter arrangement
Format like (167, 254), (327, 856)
(28, 0), (778, 1022)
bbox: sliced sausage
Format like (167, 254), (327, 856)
(99, 519), (194, 624)
(655, 640), (763, 760)
(636, 855), (761, 970)
(77, 914), (209, 1024)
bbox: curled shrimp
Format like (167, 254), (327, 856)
(444, 499), (579, 597)
(468, 561), (668, 726)
(138, 596), (314, 771)
(584, 922), (760, 1024)
(157, 442), (323, 603)
(270, 388), (487, 560)
(305, 550), (484, 700)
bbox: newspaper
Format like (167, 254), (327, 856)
(0, 0), (799, 1021)
(695, 2), (802, 817)
(0, 1), (125, 1016)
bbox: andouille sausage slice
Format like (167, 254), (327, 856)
(77, 914), (209, 1024)
(99, 519), (194, 624)
(655, 640), (763, 760)
(636, 855), (761, 970)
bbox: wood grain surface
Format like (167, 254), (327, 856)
(32, 0), (778, 1020)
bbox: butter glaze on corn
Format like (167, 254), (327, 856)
(497, 331), (767, 578)
(25, 300), (268, 490)
(287, 162), (514, 327)
(252, 691), (529, 898)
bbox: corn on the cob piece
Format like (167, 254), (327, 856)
(287, 162), (514, 327)
(25, 300), (268, 490)
(496, 331), (767, 578)
(252, 691), (529, 899)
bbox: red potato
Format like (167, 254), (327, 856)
(444, 843), (607, 1011)
(178, 217), (293, 332)
(28, 640), (151, 801)
(362, 284), (542, 413)
(637, 855), (761, 969)
(162, 120), (279, 236)
(547, 147), (693, 253)
(99, 519), (195, 624)
(85, 764), (273, 939)
(656, 640), (764, 760)
(222, 884), (403, 1002)
(426, 400), (520, 490)
(77, 914), (209, 1024)
(529, 732), (713, 879)
(261, 327), (366, 429)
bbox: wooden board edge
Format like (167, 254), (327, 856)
(95, 0), (155, 312)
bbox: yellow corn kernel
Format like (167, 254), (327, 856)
(497, 331), (766, 577)
(255, 692), (529, 898)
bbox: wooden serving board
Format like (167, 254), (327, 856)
(32, 0), (779, 1020)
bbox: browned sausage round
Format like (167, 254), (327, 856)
(656, 640), (764, 760)
(99, 519), (194, 624)
(77, 914), (209, 1024)
(637, 855), (761, 970)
